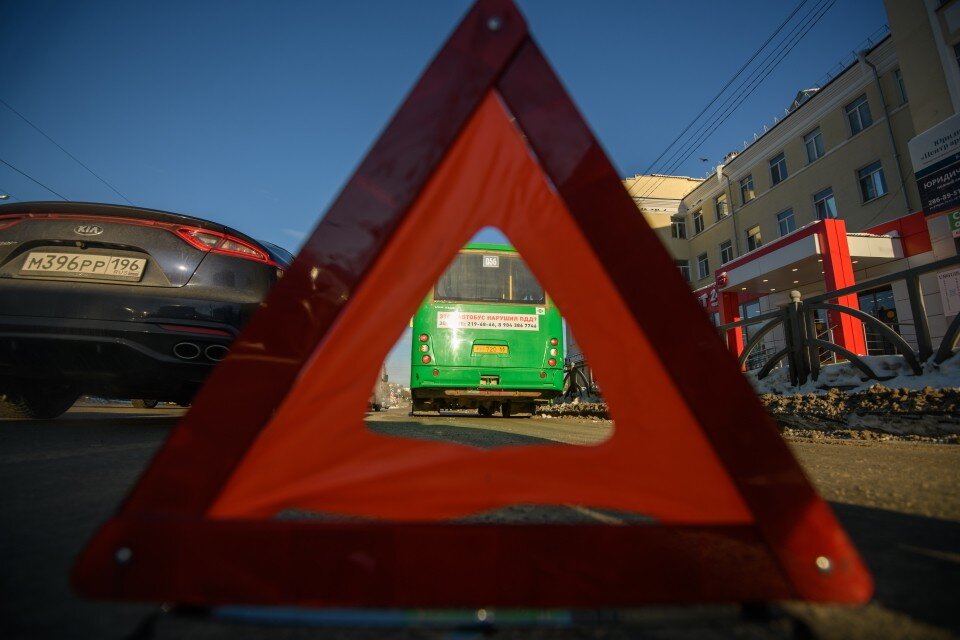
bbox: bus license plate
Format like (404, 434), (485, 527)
(473, 345), (508, 354)
(20, 252), (147, 282)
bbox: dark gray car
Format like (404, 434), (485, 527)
(0, 201), (293, 418)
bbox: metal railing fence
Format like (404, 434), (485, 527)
(718, 254), (960, 386)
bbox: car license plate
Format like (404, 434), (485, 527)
(20, 252), (147, 282)
(473, 345), (508, 354)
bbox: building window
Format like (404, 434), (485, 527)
(670, 215), (687, 239)
(675, 259), (690, 282)
(845, 94), (872, 135)
(813, 187), (838, 219)
(746, 225), (762, 251)
(715, 193), (728, 221)
(769, 152), (788, 186)
(739, 175), (755, 204)
(697, 253), (710, 280)
(719, 240), (734, 264)
(894, 68), (907, 104)
(804, 127), (824, 163)
(777, 208), (796, 236)
(693, 210), (705, 234)
(858, 161), (888, 202)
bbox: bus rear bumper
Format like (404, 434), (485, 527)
(410, 390), (552, 413)
(444, 389), (544, 398)
(411, 365), (562, 390)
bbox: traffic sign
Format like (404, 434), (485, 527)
(73, 0), (872, 607)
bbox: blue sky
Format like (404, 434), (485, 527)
(1, 0), (888, 384)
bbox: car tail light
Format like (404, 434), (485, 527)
(419, 333), (429, 342)
(548, 358), (557, 367)
(0, 215), (25, 231)
(0, 212), (284, 269)
(422, 355), (432, 364)
(175, 227), (279, 266)
(550, 337), (559, 346)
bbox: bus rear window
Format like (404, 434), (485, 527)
(434, 252), (545, 304)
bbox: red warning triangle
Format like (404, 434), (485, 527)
(73, 0), (871, 607)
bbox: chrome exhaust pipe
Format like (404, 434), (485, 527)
(173, 342), (201, 360)
(205, 344), (229, 362)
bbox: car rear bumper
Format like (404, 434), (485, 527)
(0, 315), (236, 401)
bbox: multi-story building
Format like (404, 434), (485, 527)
(624, 174), (702, 283)
(570, 0), (960, 374)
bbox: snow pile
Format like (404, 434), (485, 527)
(539, 399), (608, 419)
(542, 352), (960, 441)
(748, 352), (960, 395)
(749, 353), (960, 440)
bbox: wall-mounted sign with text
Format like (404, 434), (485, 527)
(948, 209), (960, 239)
(909, 112), (960, 217)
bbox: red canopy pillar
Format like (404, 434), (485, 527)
(719, 291), (744, 364)
(816, 219), (867, 356)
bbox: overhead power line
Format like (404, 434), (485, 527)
(640, 0), (824, 185)
(638, 0), (810, 177)
(0, 97), (134, 205)
(632, 0), (836, 201)
(0, 157), (68, 200)
(638, 0), (836, 196)
(634, 0), (833, 200)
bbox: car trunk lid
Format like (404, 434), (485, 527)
(0, 203), (255, 288)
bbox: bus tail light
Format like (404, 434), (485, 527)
(419, 333), (429, 342)
(419, 344), (429, 353)
(422, 355), (432, 364)
(548, 358), (557, 367)
(550, 337), (559, 346)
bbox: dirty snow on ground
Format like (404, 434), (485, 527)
(747, 351), (960, 395)
(544, 352), (960, 441)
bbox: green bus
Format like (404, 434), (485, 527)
(410, 243), (563, 417)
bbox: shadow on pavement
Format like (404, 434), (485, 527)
(830, 501), (960, 634)
(366, 418), (561, 449)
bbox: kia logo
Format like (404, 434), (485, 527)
(74, 225), (104, 236)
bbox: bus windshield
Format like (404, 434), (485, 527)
(434, 252), (545, 304)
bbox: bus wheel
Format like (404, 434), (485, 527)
(501, 403), (512, 418)
(478, 405), (492, 417)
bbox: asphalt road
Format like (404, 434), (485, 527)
(0, 405), (957, 639)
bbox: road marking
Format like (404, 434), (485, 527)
(565, 504), (625, 525)
(900, 544), (960, 564)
